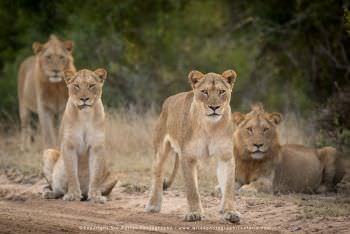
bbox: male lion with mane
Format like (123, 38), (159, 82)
(42, 68), (117, 203)
(146, 70), (240, 223)
(232, 104), (350, 194)
(18, 35), (76, 149)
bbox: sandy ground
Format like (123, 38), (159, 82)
(0, 173), (350, 234)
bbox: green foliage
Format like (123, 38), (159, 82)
(316, 86), (350, 151)
(0, 0), (349, 128)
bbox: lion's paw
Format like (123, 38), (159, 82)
(184, 211), (204, 222)
(63, 191), (82, 201)
(42, 190), (58, 199)
(222, 211), (240, 223)
(336, 181), (350, 193)
(88, 190), (107, 204)
(89, 195), (107, 204)
(238, 185), (258, 194)
(316, 185), (328, 194)
(145, 202), (161, 213)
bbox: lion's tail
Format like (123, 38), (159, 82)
(163, 154), (179, 190)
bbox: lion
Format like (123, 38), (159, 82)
(18, 35), (76, 149)
(42, 68), (117, 203)
(232, 104), (350, 194)
(145, 70), (240, 223)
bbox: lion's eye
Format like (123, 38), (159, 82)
(89, 84), (96, 89)
(73, 84), (80, 90)
(46, 55), (51, 60)
(201, 90), (208, 95)
(247, 127), (253, 132)
(263, 128), (269, 132)
(219, 90), (225, 95)
(59, 55), (64, 60)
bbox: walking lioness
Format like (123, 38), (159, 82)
(18, 35), (76, 148)
(146, 70), (240, 223)
(42, 69), (117, 203)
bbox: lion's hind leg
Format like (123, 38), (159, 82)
(145, 141), (172, 213)
(19, 105), (31, 151)
(42, 149), (62, 199)
(336, 174), (350, 194)
(42, 184), (62, 199)
(317, 147), (337, 192)
(42, 149), (60, 184)
(335, 159), (350, 194)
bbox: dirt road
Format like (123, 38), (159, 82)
(0, 175), (349, 234)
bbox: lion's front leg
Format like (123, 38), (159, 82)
(182, 157), (204, 222)
(38, 106), (57, 148)
(19, 105), (31, 151)
(217, 155), (240, 223)
(62, 142), (82, 201)
(88, 145), (107, 204)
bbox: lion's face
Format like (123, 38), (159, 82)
(188, 70), (237, 122)
(233, 104), (282, 160)
(64, 69), (107, 110)
(33, 35), (73, 83)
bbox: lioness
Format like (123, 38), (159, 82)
(145, 70), (240, 223)
(232, 104), (349, 194)
(42, 69), (117, 203)
(18, 35), (76, 148)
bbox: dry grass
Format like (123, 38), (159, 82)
(1, 109), (350, 219)
(300, 197), (350, 217)
(278, 112), (315, 146)
(0, 109), (314, 189)
(0, 127), (43, 176)
(105, 108), (155, 185)
(0, 108), (157, 185)
(239, 192), (350, 218)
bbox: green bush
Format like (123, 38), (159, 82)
(0, 0), (349, 138)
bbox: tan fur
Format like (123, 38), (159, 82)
(145, 70), (240, 223)
(233, 104), (345, 194)
(18, 35), (76, 149)
(318, 147), (350, 194)
(42, 69), (117, 203)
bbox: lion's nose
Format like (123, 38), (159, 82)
(80, 97), (89, 102)
(254, 144), (263, 148)
(208, 105), (220, 111)
(52, 69), (59, 74)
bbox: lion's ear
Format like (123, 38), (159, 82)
(63, 40), (73, 52)
(232, 112), (245, 125)
(268, 112), (283, 125)
(94, 68), (107, 83)
(188, 70), (204, 88)
(222, 70), (237, 86)
(32, 42), (43, 55)
(64, 70), (76, 84)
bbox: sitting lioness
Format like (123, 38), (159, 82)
(42, 68), (117, 203)
(18, 35), (76, 148)
(145, 70), (240, 223)
(233, 104), (349, 194)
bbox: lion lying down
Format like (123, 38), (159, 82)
(232, 104), (350, 194)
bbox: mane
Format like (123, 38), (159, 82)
(250, 102), (265, 114)
(50, 34), (58, 40)
(49, 34), (60, 42)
